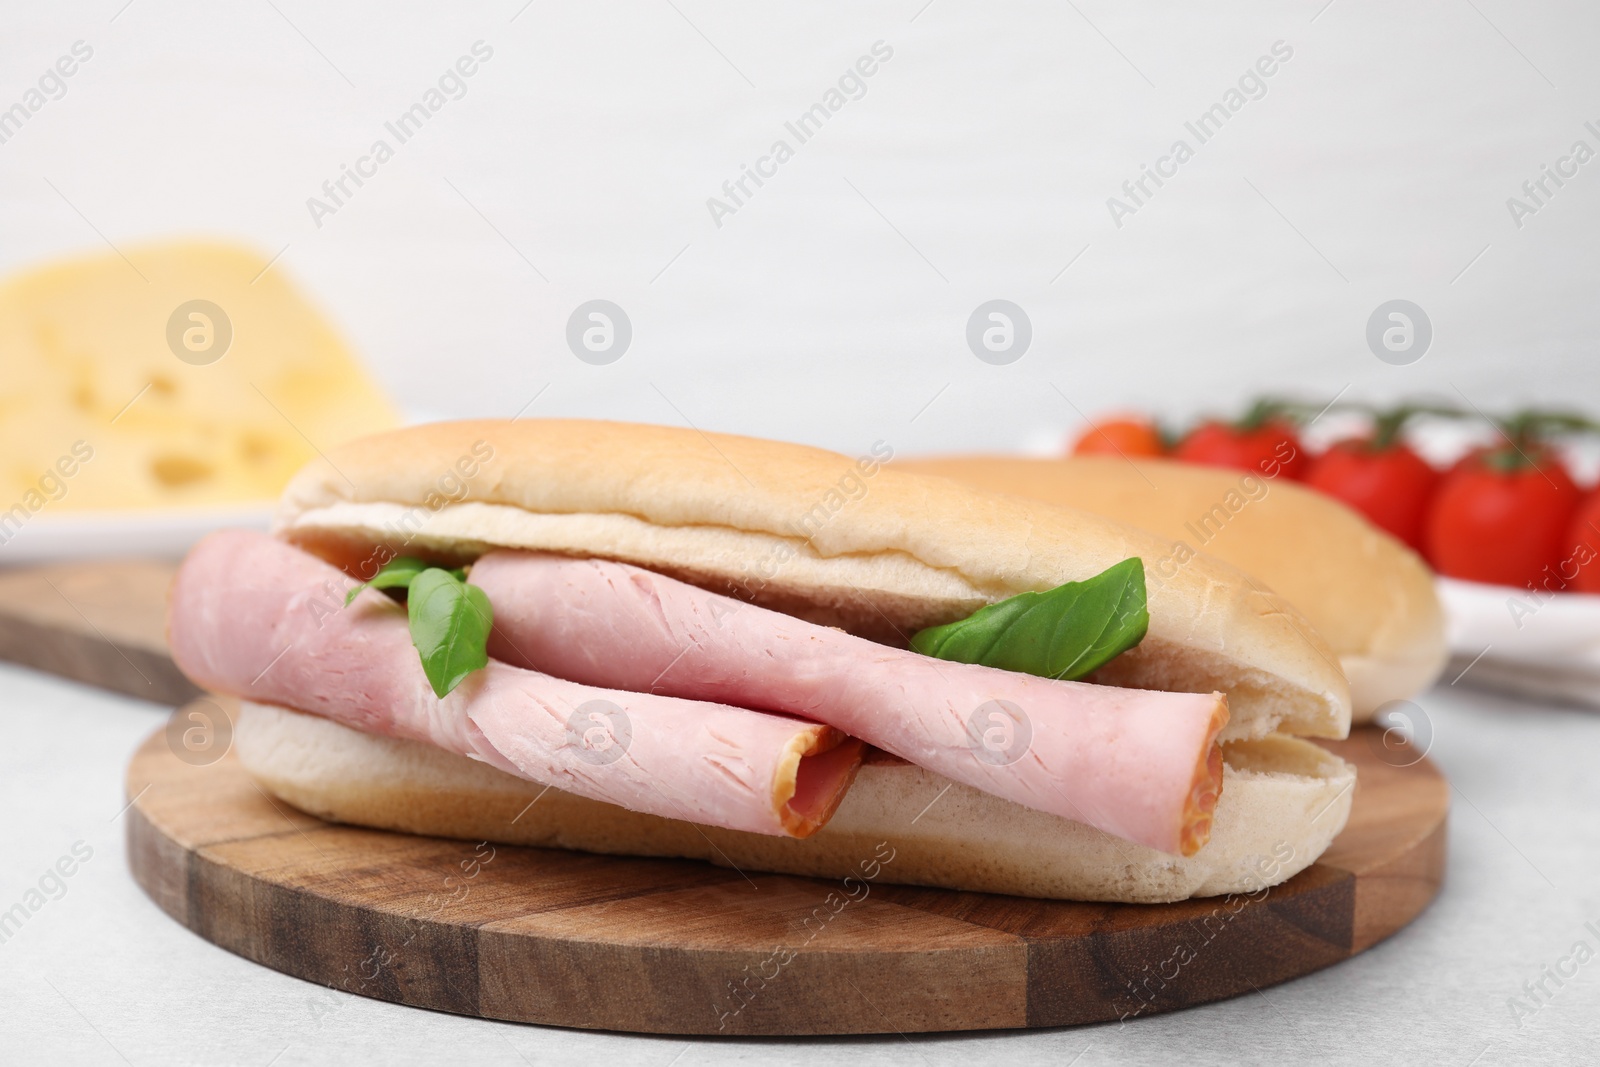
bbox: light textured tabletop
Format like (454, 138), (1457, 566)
(0, 660), (1594, 1066)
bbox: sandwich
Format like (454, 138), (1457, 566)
(900, 454), (1447, 720)
(166, 419), (1355, 904)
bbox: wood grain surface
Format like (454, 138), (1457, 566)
(0, 559), (197, 705)
(126, 702), (1448, 1036)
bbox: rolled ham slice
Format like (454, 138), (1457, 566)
(471, 552), (1229, 856)
(167, 531), (862, 838)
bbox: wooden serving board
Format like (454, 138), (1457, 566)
(0, 559), (199, 705)
(126, 702), (1447, 1036)
(5, 558), (1444, 1033)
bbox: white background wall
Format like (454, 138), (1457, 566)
(3, 1), (1596, 458)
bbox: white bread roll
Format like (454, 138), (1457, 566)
(237, 701), (1355, 904)
(274, 420), (1351, 743)
(900, 455), (1446, 721)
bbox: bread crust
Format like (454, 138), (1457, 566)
(238, 702), (1356, 904)
(900, 455), (1446, 721)
(275, 419), (1351, 742)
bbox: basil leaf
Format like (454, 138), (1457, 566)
(344, 556), (432, 606)
(909, 558), (1148, 681)
(406, 568), (493, 698)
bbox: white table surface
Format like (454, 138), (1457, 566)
(0, 660), (1595, 1066)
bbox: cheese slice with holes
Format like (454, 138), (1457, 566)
(0, 242), (397, 510)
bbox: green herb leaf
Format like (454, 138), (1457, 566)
(344, 556), (432, 606)
(909, 558), (1149, 681)
(406, 568), (493, 698)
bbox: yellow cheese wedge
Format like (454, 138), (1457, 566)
(0, 242), (398, 511)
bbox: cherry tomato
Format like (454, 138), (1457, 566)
(1303, 439), (1440, 551)
(1425, 449), (1581, 587)
(1173, 419), (1309, 480)
(1072, 417), (1165, 458)
(1560, 491), (1600, 593)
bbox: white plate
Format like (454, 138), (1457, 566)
(1437, 576), (1600, 706)
(0, 506), (272, 565)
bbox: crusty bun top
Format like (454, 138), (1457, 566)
(899, 455), (1447, 721)
(274, 419), (1351, 742)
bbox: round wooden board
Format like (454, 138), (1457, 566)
(126, 711), (1447, 1036)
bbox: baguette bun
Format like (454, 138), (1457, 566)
(238, 701), (1356, 904)
(900, 455), (1446, 721)
(275, 420), (1351, 743)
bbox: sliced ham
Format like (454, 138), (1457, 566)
(471, 552), (1228, 856)
(167, 530), (862, 838)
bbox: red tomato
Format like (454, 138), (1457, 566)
(1425, 450), (1581, 587)
(1173, 420), (1309, 480)
(1072, 418), (1165, 458)
(1303, 440), (1440, 551)
(1560, 491), (1600, 593)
